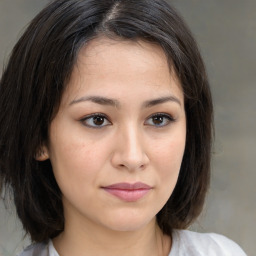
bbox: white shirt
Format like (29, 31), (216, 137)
(19, 229), (247, 256)
(168, 229), (247, 256)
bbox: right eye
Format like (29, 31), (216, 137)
(80, 114), (111, 129)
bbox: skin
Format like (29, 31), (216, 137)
(39, 37), (186, 256)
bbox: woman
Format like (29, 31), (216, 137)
(0, 0), (246, 255)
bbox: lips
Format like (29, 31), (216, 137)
(102, 182), (152, 202)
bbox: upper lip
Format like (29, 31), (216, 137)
(102, 182), (152, 190)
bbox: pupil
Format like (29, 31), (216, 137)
(153, 116), (163, 124)
(93, 116), (104, 125)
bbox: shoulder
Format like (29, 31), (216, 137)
(170, 229), (247, 256)
(17, 242), (49, 256)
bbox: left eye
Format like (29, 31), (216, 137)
(145, 113), (174, 127)
(81, 114), (111, 128)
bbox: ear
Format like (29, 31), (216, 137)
(35, 145), (49, 161)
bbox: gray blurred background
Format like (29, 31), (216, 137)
(0, 0), (255, 255)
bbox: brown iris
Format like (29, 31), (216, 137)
(93, 116), (105, 126)
(152, 116), (164, 125)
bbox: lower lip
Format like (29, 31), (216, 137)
(103, 188), (151, 202)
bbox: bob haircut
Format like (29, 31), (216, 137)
(0, 0), (213, 242)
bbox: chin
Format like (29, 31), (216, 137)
(101, 211), (156, 233)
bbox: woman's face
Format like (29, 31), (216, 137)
(42, 37), (186, 233)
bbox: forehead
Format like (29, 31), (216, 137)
(62, 37), (183, 105)
(79, 37), (168, 64)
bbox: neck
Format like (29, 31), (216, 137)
(53, 217), (171, 256)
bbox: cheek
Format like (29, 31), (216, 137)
(49, 143), (102, 210)
(48, 130), (113, 197)
(151, 134), (186, 198)
(153, 135), (186, 171)
(50, 141), (105, 178)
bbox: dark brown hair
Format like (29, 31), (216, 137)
(0, 0), (213, 242)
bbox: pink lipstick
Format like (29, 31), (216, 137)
(102, 182), (152, 202)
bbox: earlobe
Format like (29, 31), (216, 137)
(35, 146), (49, 161)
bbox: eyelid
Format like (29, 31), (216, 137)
(80, 113), (112, 129)
(147, 112), (175, 120)
(145, 112), (175, 127)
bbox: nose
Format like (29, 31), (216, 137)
(111, 125), (149, 171)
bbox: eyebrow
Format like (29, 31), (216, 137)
(142, 96), (181, 108)
(69, 95), (181, 108)
(70, 96), (120, 108)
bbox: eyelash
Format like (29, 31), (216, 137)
(80, 113), (111, 129)
(80, 113), (175, 129)
(145, 113), (175, 127)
